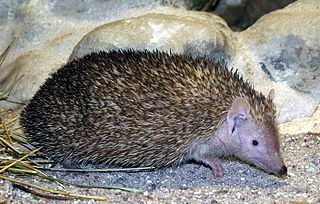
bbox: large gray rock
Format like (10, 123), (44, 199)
(241, 0), (320, 97)
(238, 0), (320, 122)
(69, 7), (230, 61)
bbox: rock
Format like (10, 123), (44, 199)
(239, 0), (320, 122)
(242, 0), (320, 97)
(68, 7), (230, 61)
(279, 105), (320, 135)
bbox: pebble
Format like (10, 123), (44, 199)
(305, 167), (317, 174)
(284, 137), (294, 142)
(143, 191), (149, 196)
(288, 172), (296, 177)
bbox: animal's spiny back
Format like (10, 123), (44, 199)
(21, 50), (276, 168)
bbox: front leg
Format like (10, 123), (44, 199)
(187, 138), (226, 177)
(203, 157), (224, 177)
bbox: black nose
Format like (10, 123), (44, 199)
(278, 166), (287, 175)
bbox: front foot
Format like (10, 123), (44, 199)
(205, 158), (224, 177)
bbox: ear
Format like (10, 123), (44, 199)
(227, 97), (251, 135)
(268, 89), (275, 101)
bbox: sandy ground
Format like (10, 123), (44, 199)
(0, 132), (319, 204)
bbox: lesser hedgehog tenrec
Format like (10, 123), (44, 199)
(21, 50), (287, 177)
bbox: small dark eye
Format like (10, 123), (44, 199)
(252, 140), (259, 146)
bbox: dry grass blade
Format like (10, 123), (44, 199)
(39, 166), (155, 172)
(12, 183), (76, 200)
(0, 72), (24, 101)
(0, 137), (21, 154)
(6, 167), (37, 174)
(0, 174), (106, 201)
(305, 132), (320, 136)
(0, 147), (42, 173)
(0, 37), (25, 102)
(0, 37), (17, 68)
(35, 173), (146, 193)
(0, 74), (24, 101)
(0, 199), (8, 203)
